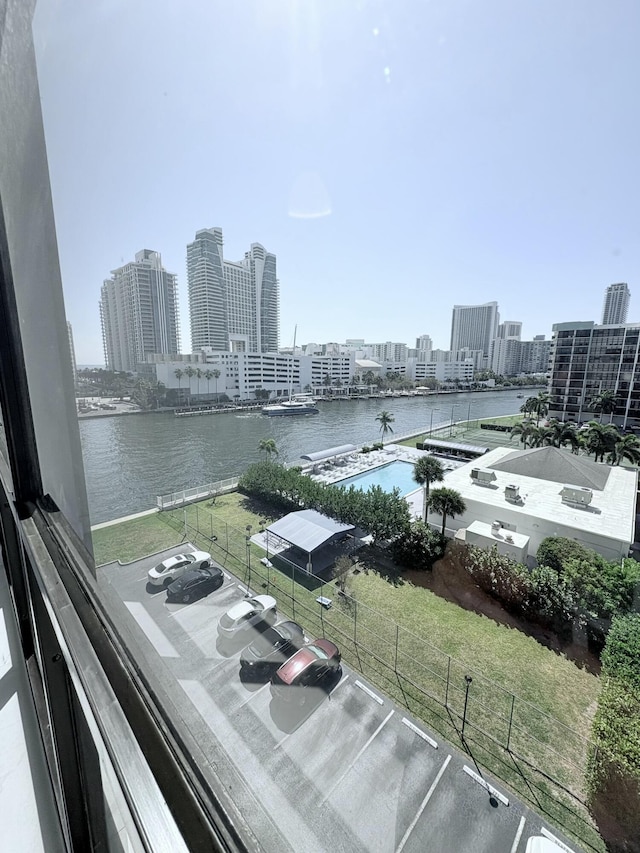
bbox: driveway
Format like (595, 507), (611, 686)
(98, 545), (583, 853)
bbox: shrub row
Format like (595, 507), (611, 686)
(587, 615), (640, 851)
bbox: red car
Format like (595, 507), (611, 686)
(270, 638), (341, 702)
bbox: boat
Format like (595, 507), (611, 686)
(262, 325), (319, 417)
(262, 395), (319, 417)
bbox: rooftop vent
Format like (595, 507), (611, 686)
(560, 485), (593, 506)
(504, 484), (520, 503)
(470, 468), (497, 485)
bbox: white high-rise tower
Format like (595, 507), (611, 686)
(601, 283), (630, 325)
(100, 250), (180, 372)
(450, 301), (499, 360)
(187, 228), (279, 353)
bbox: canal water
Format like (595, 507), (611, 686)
(81, 390), (524, 523)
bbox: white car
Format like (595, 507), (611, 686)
(147, 551), (212, 587)
(218, 595), (277, 639)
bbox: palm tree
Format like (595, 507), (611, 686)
(195, 367), (203, 399)
(184, 365), (196, 404)
(173, 368), (184, 404)
(531, 390), (550, 426)
(544, 419), (580, 451)
(519, 397), (537, 419)
(258, 438), (278, 461)
(581, 420), (619, 462)
(427, 487), (466, 538)
(413, 456), (445, 524)
(203, 369), (214, 400)
(610, 433), (640, 466)
(510, 419), (535, 448)
(212, 368), (221, 402)
(590, 390), (618, 424)
(526, 425), (549, 448)
(375, 410), (395, 441)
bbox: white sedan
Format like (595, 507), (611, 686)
(217, 595), (277, 639)
(147, 551), (212, 587)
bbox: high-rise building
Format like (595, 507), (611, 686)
(450, 302), (499, 360)
(100, 250), (180, 373)
(601, 283), (630, 325)
(496, 321), (522, 340)
(187, 228), (279, 354)
(548, 321), (640, 426)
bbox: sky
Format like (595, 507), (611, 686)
(32, 0), (640, 365)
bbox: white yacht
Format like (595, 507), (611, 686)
(262, 395), (319, 417)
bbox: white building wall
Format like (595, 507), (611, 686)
(429, 495), (629, 562)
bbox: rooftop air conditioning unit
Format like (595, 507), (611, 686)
(560, 485), (593, 506)
(504, 484), (520, 502)
(470, 468), (497, 485)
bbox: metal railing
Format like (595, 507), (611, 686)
(156, 478), (239, 509)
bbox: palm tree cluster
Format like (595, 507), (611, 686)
(510, 418), (640, 465)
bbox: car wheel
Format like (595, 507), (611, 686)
(182, 593), (191, 603)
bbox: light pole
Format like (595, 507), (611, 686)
(428, 407), (440, 437)
(245, 524), (252, 596)
(462, 675), (473, 741)
(449, 405), (457, 437)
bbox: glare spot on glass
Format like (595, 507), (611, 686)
(372, 27), (379, 36)
(288, 171), (332, 219)
(384, 66), (391, 83)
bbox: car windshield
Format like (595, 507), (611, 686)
(249, 628), (280, 656)
(306, 645), (330, 660)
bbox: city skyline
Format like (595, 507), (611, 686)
(33, 2), (640, 364)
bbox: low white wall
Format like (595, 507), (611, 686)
(430, 496), (629, 562)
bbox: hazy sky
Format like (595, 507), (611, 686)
(33, 0), (640, 364)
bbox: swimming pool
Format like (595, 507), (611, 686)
(336, 460), (419, 496)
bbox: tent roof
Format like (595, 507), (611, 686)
(421, 438), (490, 454)
(489, 446), (611, 490)
(266, 510), (354, 553)
(301, 445), (358, 462)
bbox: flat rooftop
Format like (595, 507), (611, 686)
(445, 447), (637, 545)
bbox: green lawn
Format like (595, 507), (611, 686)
(92, 491), (605, 851)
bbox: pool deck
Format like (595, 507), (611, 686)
(306, 445), (466, 521)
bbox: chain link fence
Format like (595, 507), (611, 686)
(161, 503), (598, 802)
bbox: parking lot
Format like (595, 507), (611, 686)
(98, 544), (582, 853)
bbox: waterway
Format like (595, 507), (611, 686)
(80, 390), (524, 524)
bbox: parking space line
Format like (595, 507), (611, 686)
(541, 827), (576, 853)
(124, 602), (180, 657)
(395, 754), (451, 853)
(236, 681), (270, 711)
(463, 765), (510, 806)
(401, 717), (438, 749)
(330, 672), (350, 695)
(321, 710), (394, 804)
(510, 816), (526, 853)
(222, 571), (232, 580)
(354, 679), (384, 705)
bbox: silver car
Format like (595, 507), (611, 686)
(147, 551), (212, 587)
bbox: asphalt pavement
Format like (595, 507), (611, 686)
(97, 545), (583, 853)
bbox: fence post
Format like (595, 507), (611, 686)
(445, 656), (451, 707)
(506, 694), (515, 751)
(395, 624), (399, 671)
(291, 566), (295, 619)
(225, 522), (229, 554)
(354, 598), (357, 644)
